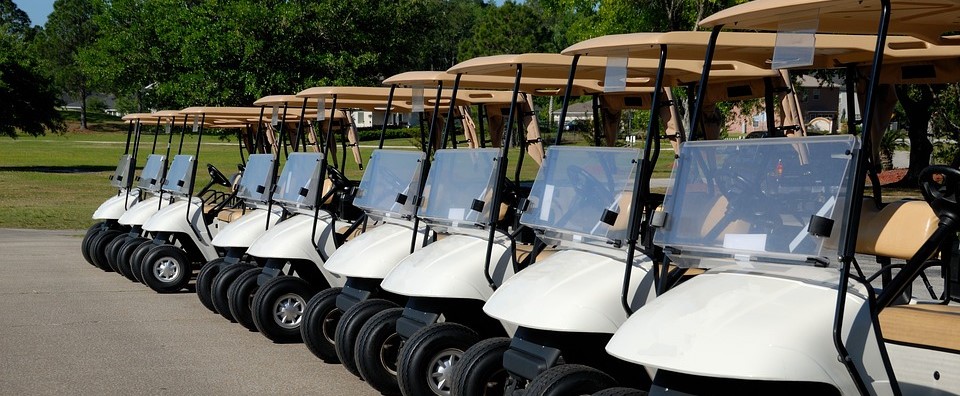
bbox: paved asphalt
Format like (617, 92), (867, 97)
(0, 228), (376, 396)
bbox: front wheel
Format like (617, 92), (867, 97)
(397, 322), (480, 396)
(129, 240), (155, 284)
(196, 258), (225, 313)
(227, 267), (263, 331)
(105, 234), (130, 273)
(91, 230), (122, 272)
(451, 337), (512, 396)
(81, 222), (104, 266)
(301, 287), (343, 363)
(524, 364), (617, 396)
(211, 263), (255, 321)
(355, 307), (404, 395)
(252, 275), (317, 343)
(335, 298), (399, 378)
(116, 236), (148, 281)
(140, 245), (192, 293)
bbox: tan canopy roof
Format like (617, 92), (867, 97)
(296, 85), (516, 107)
(384, 70), (618, 96)
(448, 52), (777, 88)
(563, 31), (960, 68)
(699, 0), (960, 46)
(180, 107), (264, 118)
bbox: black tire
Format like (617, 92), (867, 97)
(227, 267), (263, 331)
(397, 322), (481, 396)
(592, 387), (647, 396)
(196, 258), (225, 313)
(356, 307), (404, 395)
(116, 237), (148, 282)
(81, 222), (103, 266)
(252, 275), (317, 343)
(139, 245), (192, 293)
(335, 298), (399, 378)
(301, 287), (343, 363)
(129, 240), (155, 284)
(450, 337), (512, 396)
(105, 234), (130, 273)
(524, 364), (617, 396)
(91, 230), (122, 272)
(212, 263), (255, 322)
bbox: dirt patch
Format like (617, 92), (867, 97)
(878, 168), (907, 185)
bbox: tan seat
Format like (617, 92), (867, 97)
(879, 304), (960, 353)
(217, 208), (249, 223)
(857, 199), (937, 260)
(515, 244), (559, 263)
(337, 225), (363, 242)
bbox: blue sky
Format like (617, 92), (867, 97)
(13, 0), (54, 26)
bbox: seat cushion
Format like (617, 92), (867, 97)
(857, 199), (937, 260)
(879, 304), (960, 353)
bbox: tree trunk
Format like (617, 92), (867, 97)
(895, 85), (933, 185)
(80, 88), (88, 130)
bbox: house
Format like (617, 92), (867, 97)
(724, 74), (843, 136)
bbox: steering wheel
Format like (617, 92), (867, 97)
(326, 165), (349, 187)
(919, 165), (960, 220)
(714, 167), (756, 203)
(207, 164), (231, 187)
(566, 165), (611, 200)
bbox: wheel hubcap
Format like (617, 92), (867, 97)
(153, 257), (180, 282)
(427, 348), (463, 395)
(273, 293), (305, 329)
(379, 333), (402, 376)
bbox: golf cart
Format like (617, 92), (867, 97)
(590, 1), (960, 394)
(82, 113), (152, 270)
(223, 92), (366, 342)
(134, 107), (257, 293)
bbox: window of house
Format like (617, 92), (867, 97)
(813, 89), (821, 100)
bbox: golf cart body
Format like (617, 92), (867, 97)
(380, 148), (516, 305)
(484, 146), (657, 334)
(244, 151), (344, 287)
(117, 154), (170, 225)
(92, 154), (139, 220)
(142, 154), (219, 260)
(605, 136), (895, 394)
(323, 149), (427, 279)
(210, 153), (282, 249)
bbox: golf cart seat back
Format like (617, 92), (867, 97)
(856, 199), (938, 260)
(879, 304), (960, 353)
(514, 244), (560, 264)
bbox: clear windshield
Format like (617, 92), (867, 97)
(274, 152), (323, 209)
(354, 149), (425, 218)
(236, 154), (275, 203)
(521, 146), (639, 246)
(137, 154), (166, 191)
(419, 149), (499, 226)
(161, 155), (195, 196)
(654, 135), (859, 267)
(110, 154), (134, 188)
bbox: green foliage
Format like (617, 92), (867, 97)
(34, 0), (104, 129)
(356, 127), (418, 142)
(0, 1), (64, 137)
(457, 1), (558, 60)
(929, 83), (960, 165)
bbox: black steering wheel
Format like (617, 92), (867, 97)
(326, 165), (349, 187)
(714, 167), (757, 203)
(207, 163), (231, 187)
(566, 165), (611, 200)
(919, 165), (960, 221)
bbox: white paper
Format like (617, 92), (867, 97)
(604, 55), (628, 93)
(412, 86), (424, 113)
(723, 234), (767, 252)
(271, 105), (280, 125)
(540, 184), (555, 221)
(448, 208), (465, 221)
(316, 97), (326, 121)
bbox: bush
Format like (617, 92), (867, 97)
(356, 127), (418, 141)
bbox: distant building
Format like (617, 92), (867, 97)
(724, 74), (844, 135)
(59, 93), (120, 116)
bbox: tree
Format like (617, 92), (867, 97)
(0, 1), (64, 137)
(36, 0), (104, 129)
(894, 85), (935, 183)
(458, 1), (558, 61)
